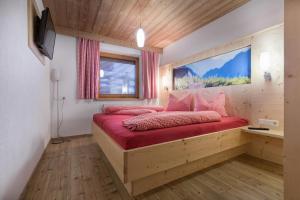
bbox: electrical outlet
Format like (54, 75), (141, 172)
(258, 119), (279, 128)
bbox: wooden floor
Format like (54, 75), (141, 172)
(21, 136), (283, 200)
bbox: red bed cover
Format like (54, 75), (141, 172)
(93, 113), (248, 150)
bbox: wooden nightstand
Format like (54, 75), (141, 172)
(241, 126), (284, 139)
(241, 126), (284, 165)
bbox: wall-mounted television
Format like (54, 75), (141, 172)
(35, 8), (56, 60)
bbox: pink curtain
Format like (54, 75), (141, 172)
(77, 38), (100, 99)
(142, 50), (160, 99)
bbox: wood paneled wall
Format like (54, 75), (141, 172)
(284, 0), (300, 199)
(159, 24), (284, 130)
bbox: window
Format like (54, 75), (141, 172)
(98, 52), (139, 99)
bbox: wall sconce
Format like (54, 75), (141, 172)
(260, 51), (272, 81)
(162, 75), (169, 91)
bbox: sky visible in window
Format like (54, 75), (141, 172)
(100, 58), (136, 95)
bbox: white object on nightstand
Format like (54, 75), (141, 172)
(258, 118), (279, 128)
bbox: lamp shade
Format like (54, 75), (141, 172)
(136, 28), (145, 48)
(51, 68), (60, 81)
(260, 52), (271, 71)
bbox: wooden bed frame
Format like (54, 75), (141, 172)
(92, 122), (252, 196)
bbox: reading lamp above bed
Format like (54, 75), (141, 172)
(260, 51), (272, 81)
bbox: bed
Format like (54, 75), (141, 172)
(92, 113), (250, 196)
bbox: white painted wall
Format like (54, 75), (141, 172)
(0, 0), (51, 199)
(50, 35), (151, 137)
(161, 0), (284, 65)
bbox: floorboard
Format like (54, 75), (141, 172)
(21, 136), (283, 200)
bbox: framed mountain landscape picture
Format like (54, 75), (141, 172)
(173, 46), (251, 90)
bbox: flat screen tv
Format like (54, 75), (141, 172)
(35, 8), (56, 60)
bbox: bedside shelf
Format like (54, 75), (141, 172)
(241, 126), (284, 139)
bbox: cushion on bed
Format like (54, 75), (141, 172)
(102, 105), (164, 114)
(165, 93), (193, 111)
(194, 92), (228, 116)
(111, 109), (157, 115)
(123, 111), (221, 131)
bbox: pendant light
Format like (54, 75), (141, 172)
(136, 28), (145, 48)
(136, 0), (145, 48)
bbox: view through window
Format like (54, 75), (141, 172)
(98, 53), (139, 98)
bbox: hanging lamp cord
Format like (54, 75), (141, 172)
(138, 0), (142, 28)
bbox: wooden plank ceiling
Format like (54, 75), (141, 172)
(43, 0), (249, 52)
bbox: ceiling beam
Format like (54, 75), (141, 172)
(55, 26), (163, 54)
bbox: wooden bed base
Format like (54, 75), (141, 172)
(92, 122), (251, 196)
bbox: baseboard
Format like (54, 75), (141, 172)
(51, 132), (92, 139)
(51, 133), (92, 141)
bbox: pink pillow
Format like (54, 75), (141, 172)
(194, 92), (228, 116)
(166, 93), (192, 111)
